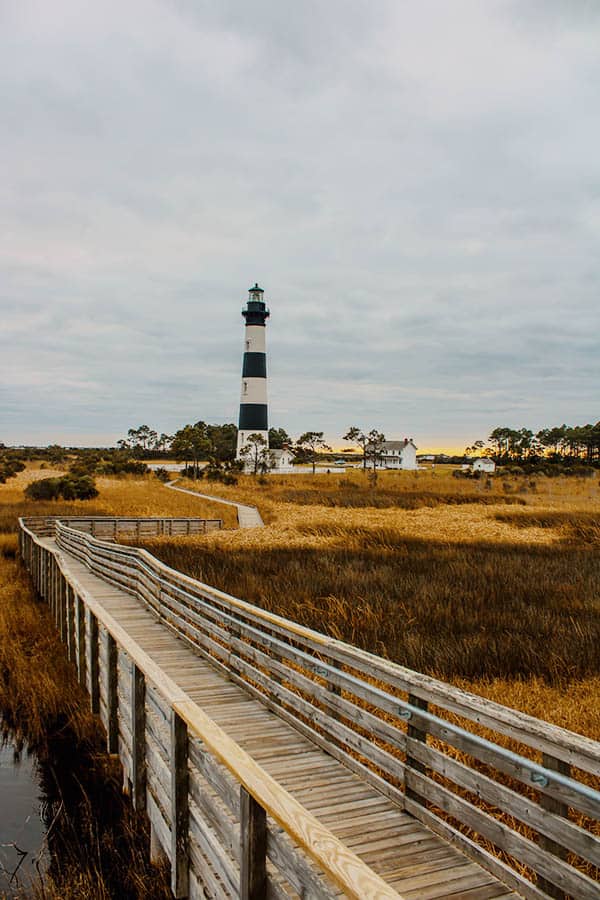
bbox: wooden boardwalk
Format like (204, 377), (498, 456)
(166, 481), (265, 528)
(19, 517), (600, 900)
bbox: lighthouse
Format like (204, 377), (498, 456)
(236, 283), (270, 460)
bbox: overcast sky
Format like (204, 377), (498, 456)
(2, 1), (599, 450)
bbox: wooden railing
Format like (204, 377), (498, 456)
(21, 515), (222, 539)
(19, 518), (600, 900)
(20, 518), (402, 900)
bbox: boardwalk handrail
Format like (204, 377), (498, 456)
(21, 517), (600, 899)
(19, 518), (403, 900)
(21, 515), (223, 538)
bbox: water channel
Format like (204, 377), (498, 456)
(0, 735), (48, 897)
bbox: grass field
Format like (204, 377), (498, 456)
(135, 468), (600, 740)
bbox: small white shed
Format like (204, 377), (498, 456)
(269, 447), (295, 472)
(472, 458), (496, 474)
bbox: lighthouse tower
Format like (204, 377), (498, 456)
(236, 283), (270, 460)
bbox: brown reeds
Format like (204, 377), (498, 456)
(0, 493), (171, 898)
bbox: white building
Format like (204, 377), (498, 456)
(378, 438), (418, 470)
(472, 458), (496, 474)
(269, 447), (295, 472)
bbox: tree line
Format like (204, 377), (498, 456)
(470, 421), (600, 464)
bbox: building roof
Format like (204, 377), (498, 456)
(380, 440), (418, 451)
(249, 282), (264, 293)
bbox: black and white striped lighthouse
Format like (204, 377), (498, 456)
(236, 283), (270, 459)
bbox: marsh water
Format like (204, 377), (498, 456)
(0, 735), (48, 897)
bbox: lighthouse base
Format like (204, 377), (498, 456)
(236, 430), (270, 472)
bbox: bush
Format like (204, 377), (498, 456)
(181, 466), (204, 480)
(205, 464), (238, 485)
(25, 475), (99, 501)
(96, 458), (147, 476)
(0, 457), (25, 484)
(153, 467), (171, 483)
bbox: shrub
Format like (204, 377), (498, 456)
(0, 457), (25, 484)
(25, 475), (99, 501)
(153, 467), (171, 483)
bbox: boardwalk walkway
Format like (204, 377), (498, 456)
(19, 516), (600, 900)
(166, 481), (264, 529)
(37, 533), (517, 900)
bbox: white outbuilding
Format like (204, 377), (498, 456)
(269, 446), (295, 472)
(472, 458), (496, 474)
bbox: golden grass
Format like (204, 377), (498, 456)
(145, 469), (600, 733)
(0, 466), (238, 531)
(0, 485), (172, 899)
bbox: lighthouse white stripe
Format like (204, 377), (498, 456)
(243, 325), (266, 354)
(240, 377), (269, 404)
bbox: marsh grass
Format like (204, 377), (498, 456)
(495, 509), (600, 545)
(140, 530), (600, 682)
(0, 473), (184, 899)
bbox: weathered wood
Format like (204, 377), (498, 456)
(405, 769), (600, 900)
(67, 584), (76, 662)
(188, 800), (239, 897)
(131, 664), (146, 812)
(240, 787), (267, 900)
(538, 754), (570, 900)
(405, 693), (428, 803)
(76, 594), (86, 687)
(266, 825), (338, 900)
(106, 632), (118, 754)
(171, 710), (189, 898)
(89, 610), (100, 715)
(406, 737), (600, 868)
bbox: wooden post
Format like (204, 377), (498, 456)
(131, 665), (146, 812)
(76, 595), (86, 688)
(406, 693), (428, 803)
(170, 711), (189, 898)
(107, 633), (119, 754)
(67, 585), (76, 662)
(60, 577), (68, 643)
(538, 754), (569, 900)
(89, 612), (100, 714)
(240, 787), (267, 900)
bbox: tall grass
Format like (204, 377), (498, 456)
(139, 516), (600, 684)
(0, 479), (175, 899)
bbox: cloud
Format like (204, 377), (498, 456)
(1, 0), (599, 447)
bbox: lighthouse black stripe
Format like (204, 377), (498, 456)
(239, 404), (268, 430)
(242, 352), (267, 378)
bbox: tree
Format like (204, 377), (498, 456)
(295, 432), (331, 475)
(364, 430), (387, 473)
(239, 433), (271, 474)
(205, 423), (237, 462)
(269, 427), (290, 450)
(343, 427), (370, 470)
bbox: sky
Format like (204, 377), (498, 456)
(2, 1), (599, 451)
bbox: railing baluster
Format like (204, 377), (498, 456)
(240, 787), (267, 900)
(406, 693), (428, 803)
(76, 594), (86, 687)
(89, 611), (100, 714)
(131, 665), (146, 812)
(538, 753), (570, 900)
(170, 711), (189, 898)
(67, 585), (75, 662)
(107, 633), (119, 754)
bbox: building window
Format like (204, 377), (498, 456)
(243, 381), (247, 394)
(246, 340), (250, 350)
